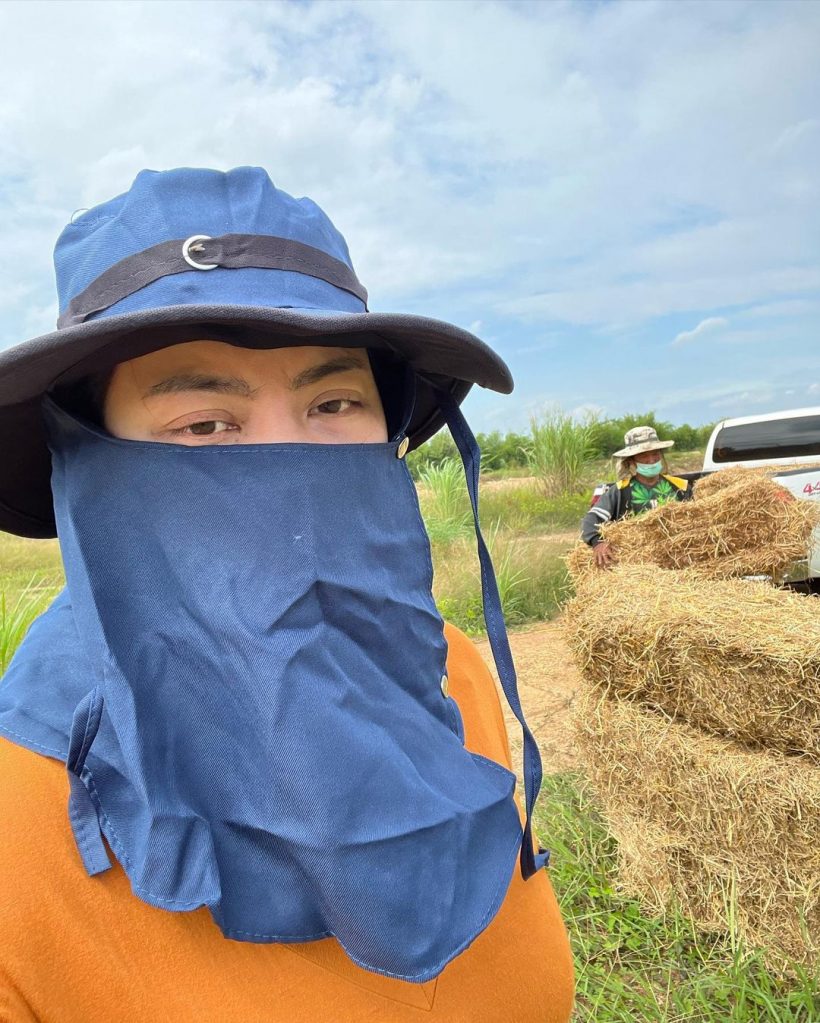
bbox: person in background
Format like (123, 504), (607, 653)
(581, 425), (691, 568)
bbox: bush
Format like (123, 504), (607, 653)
(408, 428), (530, 479)
(406, 430), (459, 479)
(475, 430), (530, 471)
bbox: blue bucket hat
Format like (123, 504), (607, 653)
(0, 166), (512, 538)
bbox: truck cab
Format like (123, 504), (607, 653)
(702, 406), (820, 580)
(703, 406), (820, 472)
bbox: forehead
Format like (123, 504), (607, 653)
(116, 341), (370, 380)
(122, 341), (363, 374)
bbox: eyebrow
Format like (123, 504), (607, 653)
(288, 353), (367, 391)
(144, 373), (253, 398)
(143, 354), (368, 400)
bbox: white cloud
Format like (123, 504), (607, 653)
(671, 317), (729, 346)
(0, 0), (816, 430)
(739, 298), (820, 320)
(653, 359), (820, 417)
(0, 1), (816, 314)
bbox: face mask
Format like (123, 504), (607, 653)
(0, 396), (545, 983)
(635, 460), (663, 478)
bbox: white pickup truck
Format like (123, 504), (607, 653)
(700, 406), (820, 583)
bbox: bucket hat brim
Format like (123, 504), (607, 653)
(0, 304), (511, 538)
(612, 439), (675, 458)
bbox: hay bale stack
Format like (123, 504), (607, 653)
(572, 474), (817, 581)
(565, 465), (820, 965)
(575, 688), (820, 968)
(564, 565), (820, 758)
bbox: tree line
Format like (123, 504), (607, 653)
(407, 412), (714, 478)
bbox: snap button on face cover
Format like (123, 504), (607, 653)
(182, 234), (218, 270)
(440, 675), (449, 698)
(396, 437), (410, 459)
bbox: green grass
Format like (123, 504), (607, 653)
(479, 487), (591, 533)
(419, 473), (582, 634)
(0, 535), (63, 672)
(538, 774), (820, 1022)
(0, 585), (57, 673)
(0, 535), (63, 607)
(431, 533), (573, 635)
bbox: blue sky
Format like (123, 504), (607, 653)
(0, 0), (817, 433)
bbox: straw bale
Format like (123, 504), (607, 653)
(564, 565), (820, 758)
(565, 542), (595, 581)
(693, 466), (771, 499)
(573, 474), (818, 581)
(576, 687), (820, 967)
(695, 464), (820, 500)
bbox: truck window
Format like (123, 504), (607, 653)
(712, 415), (820, 463)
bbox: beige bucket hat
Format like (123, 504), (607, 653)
(612, 425), (675, 459)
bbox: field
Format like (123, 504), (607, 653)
(1, 454), (818, 1020)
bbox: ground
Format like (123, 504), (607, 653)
(474, 618), (582, 779)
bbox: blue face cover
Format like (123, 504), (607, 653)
(635, 460), (663, 478)
(0, 395), (545, 982)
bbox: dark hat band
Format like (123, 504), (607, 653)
(57, 233), (369, 328)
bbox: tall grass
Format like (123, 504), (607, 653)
(417, 458), (472, 543)
(0, 582), (53, 673)
(484, 523), (530, 623)
(416, 469), (581, 633)
(431, 533), (571, 635)
(528, 408), (598, 498)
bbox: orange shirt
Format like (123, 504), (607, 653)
(0, 624), (574, 1023)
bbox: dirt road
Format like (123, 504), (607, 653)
(473, 619), (582, 779)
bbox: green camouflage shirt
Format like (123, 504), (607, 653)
(629, 476), (680, 513)
(581, 473), (691, 546)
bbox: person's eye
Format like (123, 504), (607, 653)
(170, 419), (239, 437)
(310, 398), (360, 416)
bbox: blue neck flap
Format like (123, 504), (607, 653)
(0, 395), (547, 983)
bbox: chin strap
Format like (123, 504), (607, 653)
(390, 363), (418, 443)
(436, 389), (549, 879)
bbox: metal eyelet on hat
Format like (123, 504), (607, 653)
(396, 437), (410, 459)
(440, 674), (449, 698)
(182, 235), (218, 270)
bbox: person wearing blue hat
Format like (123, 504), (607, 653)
(0, 168), (574, 1022)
